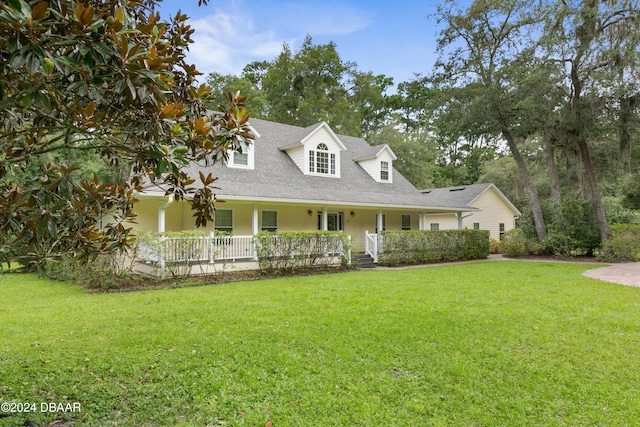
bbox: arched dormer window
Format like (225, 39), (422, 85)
(309, 143), (336, 175)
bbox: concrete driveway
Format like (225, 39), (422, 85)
(584, 262), (640, 287)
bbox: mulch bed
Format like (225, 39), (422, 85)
(506, 255), (607, 263)
(85, 265), (355, 293)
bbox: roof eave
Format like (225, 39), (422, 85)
(217, 195), (477, 211)
(135, 191), (477, 212)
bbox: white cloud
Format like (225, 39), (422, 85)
(182, 0), (373, 77)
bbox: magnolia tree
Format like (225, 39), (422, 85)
(0, 0), (254, 268)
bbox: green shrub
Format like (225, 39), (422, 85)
(490, 238), (504, 254)
(557, 199), (601, 256)
(502, 228), (541, 257)
(254, 231), (351, 273)
(377, 230), (490, 266)
(603, 195), (640, 224)
(541, 231), (573, 257)
(519, 199), (604, 256)
(44, 250), (142, 289)
(598, 224), (640, 262)
(136, 230), (217, 278)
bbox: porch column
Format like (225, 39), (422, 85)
(457, 212), (464, 230)
(252, 205), (259, 235)
(419, 213), (424, 231)
(157, 195), (174, 233)
(321, 208), (328, 231)
(252, 205), (259, 261)
(377, 210), (383, 233)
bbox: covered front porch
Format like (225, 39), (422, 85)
(135, 232), (352, 277)
(133, 194), (476, 252)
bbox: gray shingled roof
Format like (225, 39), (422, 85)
(420, 183), (521, 215)
(150, 119), (476, 211)
(419, 184), (494, 207)
(276, 122), (327, 150)
(352, 144), (394, 161)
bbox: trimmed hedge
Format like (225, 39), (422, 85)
(377, 230), (490, 266)
(254, 231), (351, 273)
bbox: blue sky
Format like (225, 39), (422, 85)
(158, 0), (443, 86)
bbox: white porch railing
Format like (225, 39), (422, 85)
(365, 230), (378, 262)
(138, 233), (349, 267)
(138, 234), (256, 269)
(209, 235), (255, 262)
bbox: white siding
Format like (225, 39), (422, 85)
(463, 187), (518, 240)
(358, 158), (379, 182)
(283, 126), (347, 177)
(303, 127), (342, 177)
(422, 214), (459, 231)
(358, 154), (395, 183)
(307, 127), (344, 152)
(285, 145), (305, 173)
(378, 151), (394, 183)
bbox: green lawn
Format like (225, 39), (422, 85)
(2, 262), (640, 426)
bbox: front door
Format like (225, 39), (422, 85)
(327, 213), (344, 232)
(318, 212), (344, 232)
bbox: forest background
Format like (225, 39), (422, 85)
(204, 0), (640, 256)
(2, 0), (639, 265)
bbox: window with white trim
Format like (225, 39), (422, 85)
(309, 143), (336, 175)
(233, 151), (248, 166)
(228, 141), (254, 169)
(215, 209), (233, 233)
(430, 223), (440, 231)
(473, 222), (480, 230)
(262, 211), (278, 232)
(381, 161), (389, 181)
(402, 215), (411, 230)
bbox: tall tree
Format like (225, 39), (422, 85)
(541, 0), (640, 241)
(369, 118), (440, 189)
(250, 35), (392, 137)
(206, 71), (268, 118)
(0, 0), (254, 268)
(430, 0), (549, 241)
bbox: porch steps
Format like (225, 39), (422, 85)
(354, 252), (377, 269)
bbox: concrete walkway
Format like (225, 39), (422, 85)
(583, 262), (640, 288)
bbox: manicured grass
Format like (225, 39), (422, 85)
(2, 262), (640, 426)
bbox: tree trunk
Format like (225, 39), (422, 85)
(577, 138), (611, 241)
(568, 41), (610, 241)
(502, 128), (547, 242)
(618, 94), (634, 172)
(544, 131), (562, 210)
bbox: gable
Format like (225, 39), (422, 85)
(354, 144), (397, 183)
(279, 122), (346, 177)
(468, 185), (521, 216)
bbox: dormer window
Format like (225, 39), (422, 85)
(233, 151), (248, 166)
(309, 143), (336, 175)
(354, 144), (397, 183)
(278, 122), (345, 178)
(381, 161), (389, 181)
(228, 141), (254, 169)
